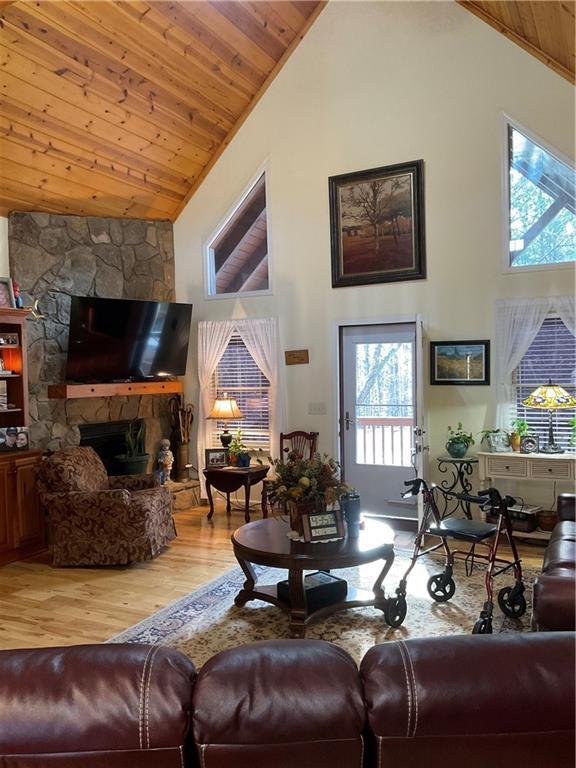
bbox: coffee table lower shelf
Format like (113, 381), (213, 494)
(234, 581), (389, 636)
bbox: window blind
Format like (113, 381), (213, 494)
(515, 316), (575, 452)
(211, 332), (270, 451)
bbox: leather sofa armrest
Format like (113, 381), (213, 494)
(109, 473), (160, 490)
(360, 634), (575, 768)
(0, 644), (196, 762)
(532, 570), (576, 631)
(193, 640), (365, 768)
(558, 493), (576, 522)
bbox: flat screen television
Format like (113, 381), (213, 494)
(65, 296), (193, 382)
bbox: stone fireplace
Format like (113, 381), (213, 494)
(8, 211), (176, 465)
(79, 419), (145, 476)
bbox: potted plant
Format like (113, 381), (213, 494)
(228, 430), (250, 467)
(267, 451), (349, 534)
(569, 417), (576, 447)
(508, 418), (529, 452)
(115, 420), (149, 475)
(479, 428), (509, 453)
(445, 422), (475, 458)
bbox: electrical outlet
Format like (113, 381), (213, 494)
(308, 402), (327, 415)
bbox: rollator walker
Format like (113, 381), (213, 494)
(384, 478), (527, 634)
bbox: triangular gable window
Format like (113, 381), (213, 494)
(507, 122), (575, 268)
(206, 173), (270, 297)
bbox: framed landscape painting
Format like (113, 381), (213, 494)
(430, 341), (490, 385)
(329, 160), (426, 288)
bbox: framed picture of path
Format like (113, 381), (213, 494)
(329, 160), (426, 288)
(430, 340), (490, 385)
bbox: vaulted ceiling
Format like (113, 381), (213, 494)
(0, 1), (572, 223)
(0, 0), (324, 221)
(458, 1), (575, 84)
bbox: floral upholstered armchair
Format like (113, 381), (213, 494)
(37, 446), (176, 567)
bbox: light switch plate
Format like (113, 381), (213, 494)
(308, 402), (327, 415)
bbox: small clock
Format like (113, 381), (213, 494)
(301, 509), (345, 542)
(520, 435), (539, 454)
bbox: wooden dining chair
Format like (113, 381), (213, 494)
(262, 431), (320, 517)
(280, 431), (319, 459)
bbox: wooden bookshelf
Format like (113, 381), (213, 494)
(0, 308), (31, 428)
(48, 380), (183, 400)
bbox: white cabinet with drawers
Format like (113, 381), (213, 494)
(477, 451), (575, 542)
(477, 451), (575, 483)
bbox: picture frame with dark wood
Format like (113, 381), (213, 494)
(301, 508), (345, 542)
(329, 160), (426, 288)
(205, 448), (229, 468)
(430, 340), (490, 385)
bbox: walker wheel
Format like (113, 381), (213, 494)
(384, 595), (407, 628)
(498, 586), (527, 618)
(472, 617), (493, 634)
(427, 573), (456, 603)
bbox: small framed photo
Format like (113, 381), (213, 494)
(205, 448), (228, 468)
(0, 278), (15, 309)
(430, 340), (490, 385)
(302, 508), (345, 542)
(520, 435), (539, 454)
(329, 160), (426, 288)
(0, 427), (29, 451)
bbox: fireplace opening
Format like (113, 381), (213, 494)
(79, 419), (145, 476)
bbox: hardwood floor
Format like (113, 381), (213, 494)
(0, 503), (545, 651)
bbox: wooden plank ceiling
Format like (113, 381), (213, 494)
(458, 1), (575, 84)
(0, 1), (572, 223)
(0, 0), (324, 221)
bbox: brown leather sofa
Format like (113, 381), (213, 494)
(0, 634), (573, 767)
(532, 493), (575, 631)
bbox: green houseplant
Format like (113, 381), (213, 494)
(115, 420), (149, 475)
(228, 430), (250, 467)
(508, 418), (529, 452)
(445, 422), (475, 458)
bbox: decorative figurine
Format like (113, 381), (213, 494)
(157, 438), (174, 484)
(11, 280), (23, 309)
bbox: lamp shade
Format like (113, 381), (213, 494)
(522, 382), (576, 410)
(208, 392), (244, 421)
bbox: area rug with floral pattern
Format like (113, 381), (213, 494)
(109, 550), (538, 666)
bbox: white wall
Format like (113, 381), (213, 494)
(0, 217), (8, 276)
(174, 1), (575, 501)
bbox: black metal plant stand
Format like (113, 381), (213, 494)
(436, 455), (479, 520)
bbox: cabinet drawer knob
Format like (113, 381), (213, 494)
(548, 468), (553, 473)
(505, 465), (510, 470)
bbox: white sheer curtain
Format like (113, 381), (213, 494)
(554, 295), (576, 337)
(494, 296), (575, 428)
(236, 317), (284, 458)
(196, 317), (285, 498)
(197, 320), (235, 497)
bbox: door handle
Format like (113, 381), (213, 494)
(344, 411), (356, 431)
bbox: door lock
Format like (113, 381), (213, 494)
(344, 411), (356, 431)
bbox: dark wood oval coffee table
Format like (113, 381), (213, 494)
(231, 517), (395, 638)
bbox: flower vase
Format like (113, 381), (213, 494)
(286, 499), (320, 536)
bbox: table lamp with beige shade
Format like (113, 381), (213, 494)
(208, 392), (243, 448)
(522, 380), (576, 454)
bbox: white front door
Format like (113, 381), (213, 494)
(340, 321), (425, 518)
